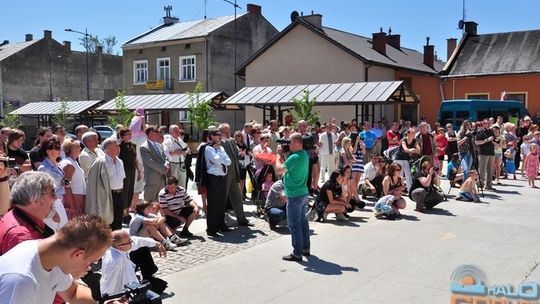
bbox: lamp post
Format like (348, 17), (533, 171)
(223, 0), (241, 92)
(65, 28), (90, 100)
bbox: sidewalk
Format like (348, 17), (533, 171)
(156, 177), (540, 304)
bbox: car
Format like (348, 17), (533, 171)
(92, 125), (115, 140)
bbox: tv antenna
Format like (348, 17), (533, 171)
(458, 0), (466, 33)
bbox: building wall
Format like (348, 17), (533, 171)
(395, 70), (441, 124)
(246, 25), (369, 86)
(122, 39), (206, 95)
(441, 73), (540, 118)
(1, 34), (122, 108)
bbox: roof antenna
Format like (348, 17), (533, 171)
(388, 27), (392, 35)
(164, 5), (172, 17)
(204, 0), (207, 19)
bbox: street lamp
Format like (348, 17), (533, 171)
(65, 28), (90, 100)
(223, 0), (241, 92)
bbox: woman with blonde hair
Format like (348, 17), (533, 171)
(59, 138), (86, 218)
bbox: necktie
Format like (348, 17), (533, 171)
(246, 134), (250, 151)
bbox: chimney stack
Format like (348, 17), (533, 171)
(163, 5), (179, 25)
(44, 30), (52, 39)
(25, 34), (33, 42)
(387, 34), (401, 50)
(423, 37), (434, 68)
(247, 3), (261, 15)
(63, 41), (71, 51)
(447, 38), (457, 60)
(372, 28), (387, 55)
(302, 14), (323, 30)
(1, 40), (8, 46)
(464, 21), (478, 36)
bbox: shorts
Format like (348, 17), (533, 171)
(165, 206), (195, 228)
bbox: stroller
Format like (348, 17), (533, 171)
(246, 163), (275, 218)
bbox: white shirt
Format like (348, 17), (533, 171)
(204, 145), (231, 176)
(318, 132), (338, 156)
(0, 240), (73, 304)
(105, 154), (126, 190)
(163, 135), (190, 163)
(59, 157), (86, 195)
(362, 161), (378, 182)
(100, 236), (157, 296)
(43, 199), (68, 232)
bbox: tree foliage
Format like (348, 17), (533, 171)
(80, 34), (119, 55)
(53, 97), (70, 127)
(108, 90), (134, 128)
(291, 90), (320, 126)
(188, 82), (216, 138)
(2, 100), (21, 129)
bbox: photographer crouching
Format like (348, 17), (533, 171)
(409, 158), (444, 212)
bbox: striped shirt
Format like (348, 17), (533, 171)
(158, 186), (193, 214)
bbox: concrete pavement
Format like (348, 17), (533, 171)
(155, 178), (540, 304)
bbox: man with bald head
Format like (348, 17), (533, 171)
(164, 124), (190, 188)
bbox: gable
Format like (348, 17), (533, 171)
(246, 25), (371, 86)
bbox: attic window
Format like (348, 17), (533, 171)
(138, 49), (143, 54)
(161, 46), (166, 52)
(185, 43), (190, 49)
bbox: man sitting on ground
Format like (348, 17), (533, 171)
(264, 179), (287, 229)
(158, 176), (199, 237)
(359, 153), (384, 199)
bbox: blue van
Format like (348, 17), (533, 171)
(438, 99), (528, 127)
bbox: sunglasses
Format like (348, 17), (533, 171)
(48, 144), (61, 150)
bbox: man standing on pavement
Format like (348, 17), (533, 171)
(219, 123), (253, 227)
(359, 121), (379, 162)
(204, 128), (232, 236)
(140, 126), (169, 202)
(163, 124), (190, 189)
(276, 133), (310, 261)
(475, 119), (496, 191)
(415, 122), (438, 164)
(79, 131), (105, 178)
(268, 120), (280, 154)
(318, 123), (338, 183)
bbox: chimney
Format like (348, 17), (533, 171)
(96, 46), (103, 54)
(0, 40), (8, 46)
(387, 34), (401, 50)
(447, 38), (457, 60)
(25, 34), (33, 42)
(247, 4), (261, 15)
(302, 14), (323, 30)
(44, 30), (52, 39)
(464, 21), (478, 36)
(63, 41), (71, 51)
(372, 28), (387, 55)
(423, 37), (434, 68)
(163, 5), (179, 25)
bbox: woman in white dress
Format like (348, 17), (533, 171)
(59, 138), (86, 218)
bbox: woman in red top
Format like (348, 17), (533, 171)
(434, 128), (448, 166)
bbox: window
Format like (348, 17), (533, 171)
(465, 93), (489, 100)
(133, 60), (148, 84)
(179, 55), (196, 82)
(157, 58), (171, 89)
(505, 92), (527, 107)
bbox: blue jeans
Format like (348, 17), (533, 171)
(286, 194), (310, 257)
(267, 206), (287, 224)
(460, 152), (473, 180)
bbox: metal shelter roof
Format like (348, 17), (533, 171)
(10, 100), (104, 115)
(222, 81), (418, 106)
(97, 92), (225, 111)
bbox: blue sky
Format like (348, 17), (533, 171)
(1, 0), (540, 58)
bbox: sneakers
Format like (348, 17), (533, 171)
(335, 213), (349, 221)
(169, 235), (188, 246)
(161, 239), (176, 250)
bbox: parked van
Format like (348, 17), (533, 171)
(438, 99), (528, 127)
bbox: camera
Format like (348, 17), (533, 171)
(276, 138), (291, 153)
(99, 281), (161, 304)
(276, 134), (316, 153)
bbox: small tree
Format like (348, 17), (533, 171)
(2, 100), (21, 128)
(188, 82), (216, 140)
(53, 97), (70, 127)
(108, 90), (134, 128)
(80, 34), (119, 55)
(291, 89), (320, 126)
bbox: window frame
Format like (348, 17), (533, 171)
(133, 60), (149, 85)
(156, 57), (171, 89)
(504, 91), (528, 108)
(465, 93), (490, 100)
(179, 55), (196, 82)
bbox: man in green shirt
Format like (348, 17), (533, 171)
(276, 133), (310, 261)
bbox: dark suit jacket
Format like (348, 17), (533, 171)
(140, 140), (168, 190)
(195, 143), (211, 187)
(222, 138), (240, 181)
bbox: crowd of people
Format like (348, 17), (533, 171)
(1, 106), (540, 302)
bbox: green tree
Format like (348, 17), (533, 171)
(108, 90), (134, 128)
(80, 34), (119, 55)
(2, 100), (21, 128)
(291, 90), (320, 126)
(53, 97), (70, 127)
(188, 82), (216, 140)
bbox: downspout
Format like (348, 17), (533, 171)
(439, 78), (446, 101)
(205, 37), (209, 92)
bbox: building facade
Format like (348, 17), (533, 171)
(0, 30), (122, 117)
